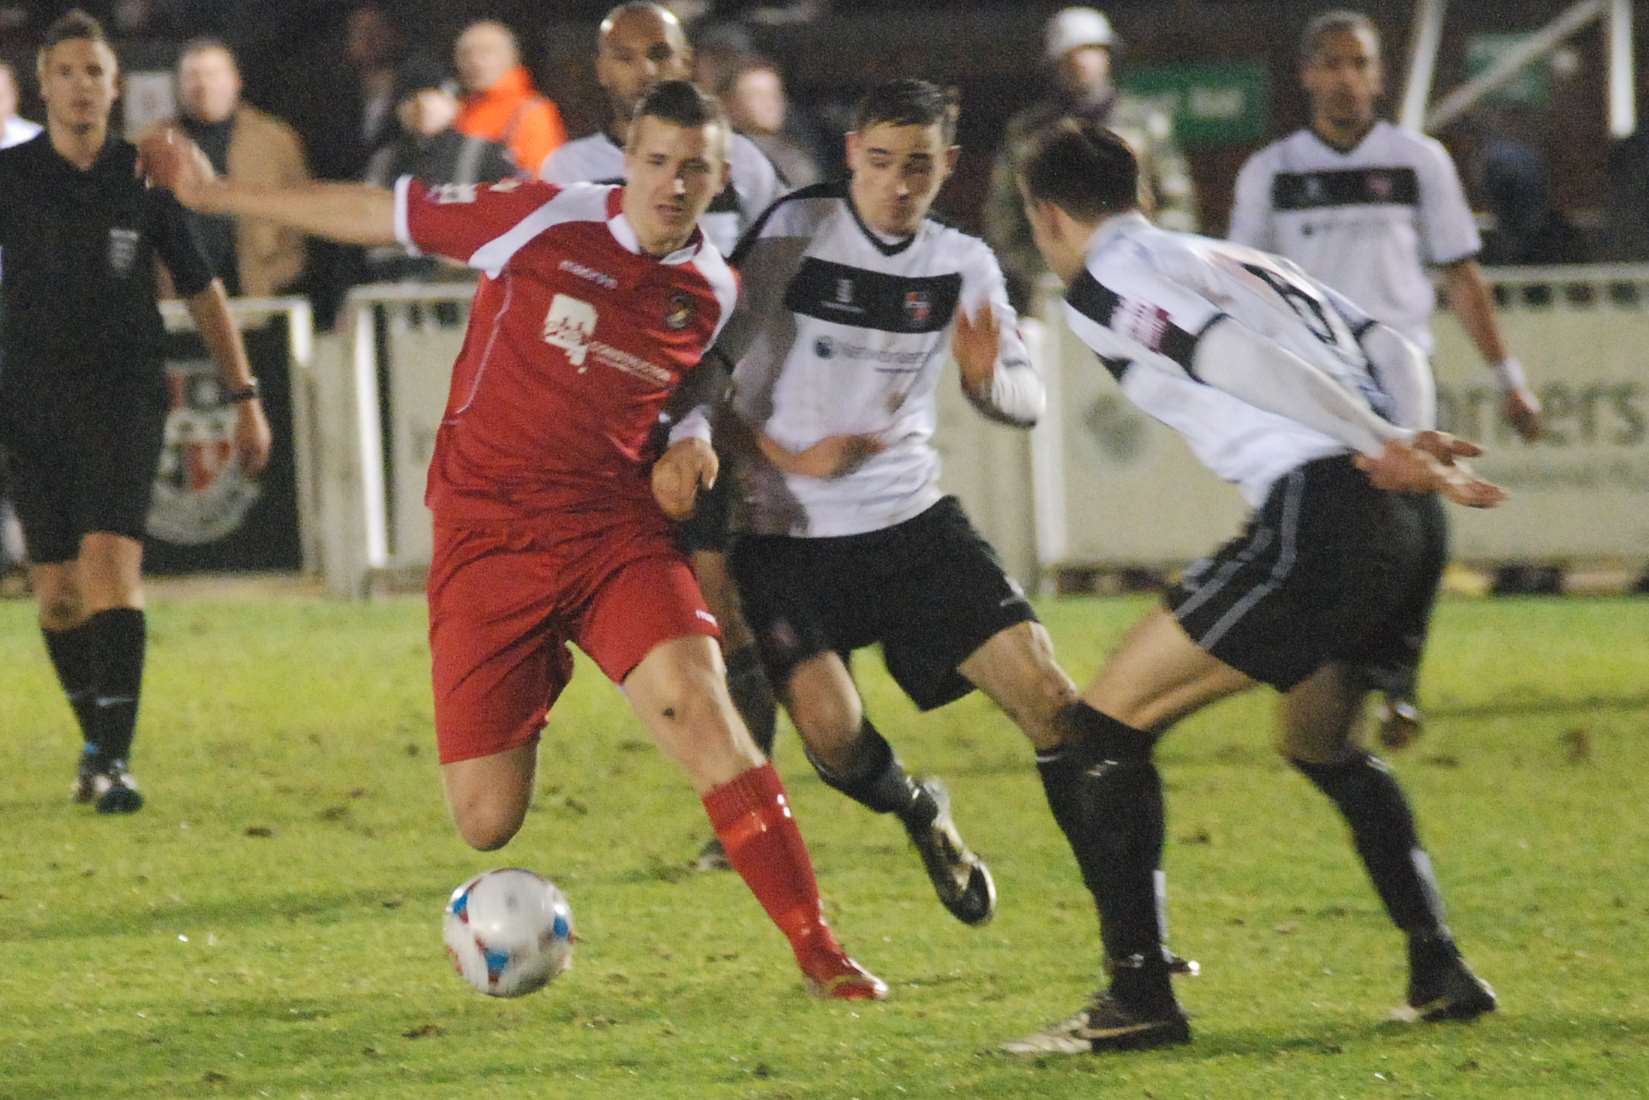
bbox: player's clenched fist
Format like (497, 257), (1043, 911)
(137, 127), (217, 209)
(652, 437), (718, 520)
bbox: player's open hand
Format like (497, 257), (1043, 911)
(758, 430), (886, 479)
(137, 128), (218, 209)
(652, 437), (718, 520)
(235, 400), (274, 475)
(953, 304), (1000, 399)
(1354, 434), (1507, 509)
(1503, 387), (1543, 442)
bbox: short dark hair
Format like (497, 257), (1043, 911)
(41, 9), (109, 56)
(178, 36), (239, 68)
(629, 79), (729, 156)
(852, 78), (959, 144)
(1300, 10), (1379, 64)
(1019, 116), (1140, 221)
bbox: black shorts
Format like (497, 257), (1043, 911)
(730, 496), (1037, 711)
(0, 378), (167, 564)
(1166, 454), (1445, 692)
(677, 458), (734, 554)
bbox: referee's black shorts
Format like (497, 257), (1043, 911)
(730, 496), (1038, 711)
(0, 375), (167, 564)
(1165, 453), (1444, 692)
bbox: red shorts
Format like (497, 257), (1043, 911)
(428, 516), (721, 764)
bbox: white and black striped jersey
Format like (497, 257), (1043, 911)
(723, 182), (1043, 537)
(541, 129), (784, 257)
(1064, 212), (1398, 506)
(1229, 122), (1480, 352)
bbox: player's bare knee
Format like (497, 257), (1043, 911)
(786, 684), (861, 753)
(453, 804), (525, 852)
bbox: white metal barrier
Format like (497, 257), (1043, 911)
(311, 267), (1649, 598)
(1035, 265), (1649, 580)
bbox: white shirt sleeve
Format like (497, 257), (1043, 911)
(1416, 136), (1483, 265)
(734, 138), (786, 232)
(957, 243), (1043, 427)
(1227, 149), (1275, 250)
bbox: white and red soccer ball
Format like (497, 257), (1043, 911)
(443, 868), (574, 997)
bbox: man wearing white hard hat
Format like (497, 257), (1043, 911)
(985, 6), (1196, 308)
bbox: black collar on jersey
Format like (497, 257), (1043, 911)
(1308, 119), (1381, 157)
(845, 189), (917, 257)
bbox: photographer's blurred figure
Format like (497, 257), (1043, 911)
(362, 57), (517, 283)
(452, 19), (566, 177)
(984, 6), (1196, 308)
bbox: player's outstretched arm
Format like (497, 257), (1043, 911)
(755, 430), (886, 480)
(140, 129), (397, 247)
(1193, 317), (1413, 458)
(1354, 431), (1506, 509)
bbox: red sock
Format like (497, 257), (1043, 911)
(702, 762), (841, 960)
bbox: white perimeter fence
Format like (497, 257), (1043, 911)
(295, 268), (1649, 597)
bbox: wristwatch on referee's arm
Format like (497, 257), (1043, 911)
(222, 378), (261, 405)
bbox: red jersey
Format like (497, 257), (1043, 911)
(393, 177), (738, 523)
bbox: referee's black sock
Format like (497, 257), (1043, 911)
(87, 608), (146, 764)
(1291, 753), (1449, 938)
(804, 719), (923, 821)
(42, 621), (101, 746)
(1037, 701), (1172, 1009)
(726, 645), (778, 759)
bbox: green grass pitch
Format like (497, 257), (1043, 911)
(1, 592), (1646, 1099)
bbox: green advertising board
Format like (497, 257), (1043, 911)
(1121, 61), (1270, 147)
(1466, 33), (1552, 110)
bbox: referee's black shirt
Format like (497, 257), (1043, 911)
(0, 132), (214, 395)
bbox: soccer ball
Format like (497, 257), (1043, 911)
(443, 868), (575, 997)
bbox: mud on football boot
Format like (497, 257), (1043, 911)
(898, 776), (996, 926)
(91, 758), (144, 814)
(690, 835), (732, 872)
(1001, 990), (1191, 1055)
(797, 942), (889, 1001)
(1394, 935), (1496, 1023)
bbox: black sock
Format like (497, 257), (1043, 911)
(1037, 702), (1170, 1005)
(1292, 754), (1448, 937)
(43, 621), (101, 746)
(87, 608), (146, 763)
(726, 645), (778, 758)
(805, 719), (922, 821)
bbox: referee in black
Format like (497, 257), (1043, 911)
(0, 10), (271, 813)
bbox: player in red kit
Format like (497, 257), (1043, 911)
(141, 81), (884, 1000)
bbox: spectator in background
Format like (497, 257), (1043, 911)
(1466, 111), (1585, 267)
(167, 38), (309, 297)
(542, 2), (783, 257)
(984, 5), (1196, 309)
(346, 2), (406, 168)
(453, 19), (567, 177)
(361, 57), (517, 282)
(720, 54), (822, 188)
(0, 60), (42, 148)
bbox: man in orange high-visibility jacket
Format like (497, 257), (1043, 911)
(452, 19), (566, 177)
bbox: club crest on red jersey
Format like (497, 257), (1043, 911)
(665, 293), (695, 331)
